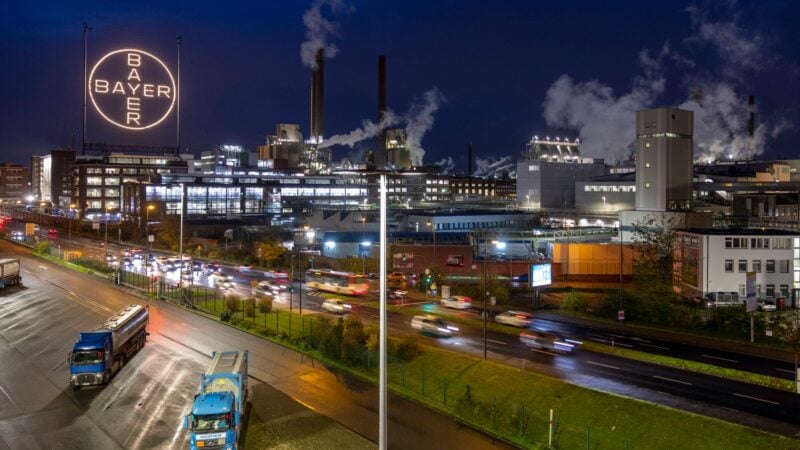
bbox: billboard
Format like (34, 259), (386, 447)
(393, 253), (414, 269)
(89, 49), (177, 130)
(446, 255), (464, 267)
(530, 263), (552, 287)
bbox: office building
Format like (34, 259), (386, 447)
(0, 163), (29, 202)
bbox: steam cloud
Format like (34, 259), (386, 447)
(433, 157), (455, 175)
(473, 155), (515, 178)
(322, 88), (446, 165)
(541, 4), (790, 163)
(301, 0), (350, 69)
(405, 88), (446, 165)
(320, 111), (399, 149)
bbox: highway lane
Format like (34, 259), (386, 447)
(14, 225), (800, 435)
(0, 240), (513, 449)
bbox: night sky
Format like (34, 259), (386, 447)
(1, 1), (798, 173)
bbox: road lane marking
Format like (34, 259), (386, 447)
(586, 360), (620, 370)
(701, 354), (739, 363)
(530, 348), (558, 356)
(653, 375), (692, 386)
(588, 338), (633, 348)
(732, 393), (780, 405)
(640, 343), (671, 351)
(486, 338), (507, 345)
(775, 368), (794, 374)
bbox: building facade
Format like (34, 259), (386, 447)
(674, 228), (800, 303)
(0, 163), (29, 202)
(635, 108), (693, 212)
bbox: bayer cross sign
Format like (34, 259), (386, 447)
(88, 48), (176, 130)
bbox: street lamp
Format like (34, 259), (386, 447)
(526, 194), (530, 210)
(104, 206), (111, 258)
(146, 204), (155, 268)
(602, 196), (606, 211)
(68, 203), (76, 252)
(426, 219), (436, 266)
(361, 241), (371, 275)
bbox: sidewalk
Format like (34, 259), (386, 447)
(536, 311), (796, 364)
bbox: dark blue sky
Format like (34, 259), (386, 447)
(1, 1), (798, 170)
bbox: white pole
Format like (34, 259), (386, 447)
(179, 183), (184, 281)
(379, 174), (388, 449)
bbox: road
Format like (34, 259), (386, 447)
(13, 224), (800, 437)
(0, 240), (513, 449)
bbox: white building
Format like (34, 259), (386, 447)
(674, 228), (800, 305)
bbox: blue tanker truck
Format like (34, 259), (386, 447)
(184, 350), (250, 450)
(68, 304), (149, 388)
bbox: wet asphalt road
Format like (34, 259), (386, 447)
(0, 240), (514, 450)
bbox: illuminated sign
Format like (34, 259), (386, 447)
(530, 263), (552, 287)
(88, 48), (176, 130)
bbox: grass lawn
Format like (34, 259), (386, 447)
(390, 346), (795, 450)
(581, 341), (794, 392)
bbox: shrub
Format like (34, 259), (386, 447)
(320, 318), (344, 360)
(224, 295), (241, 312)
(258, 296), (273, 313)
(561, 291), (587, 313)
(33, 241), (50, 256)
(341, 316), (367, 365)
(220, 309), (232, 322)
(71, 258), (115, 274)
(390, 335), (421, 362)
(244, 298), (256, 318)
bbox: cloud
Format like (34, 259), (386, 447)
(300, 0), (351, 69)
(404, 88), (446, 166)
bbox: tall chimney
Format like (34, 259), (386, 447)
(467, 142), (473, 176)
(310, 49), (325, 143)
(747, 95), (755, 138)
(375, 55), (387, 169)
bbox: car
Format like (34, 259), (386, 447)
(495, 311), (534, 328)
(410, 315), (459, 337)
(47, 228), (57, 237)
(10, 230), (24, 240)
(322, 299), (352, 314)
(205, 263), (222, 275)
(757, 300), (777, 312)
(239, 264), (252, 272)
(387, 272), (406, 282)
(255, 281), (291, 303)
(265, 270), (289, 280)
(440, 296), (472, 310)
(520, 330), (578, 354)
(388, 288), (408, 300)
(209, 272), (234, 290)
(192, 261), (204, 272)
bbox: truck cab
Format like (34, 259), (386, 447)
(184, 350), (249, 450)
(69, 331), (113, 385)
(185, 391), (240, 450)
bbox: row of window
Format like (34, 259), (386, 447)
(583, 185), (636, 192)
(738, 284), (790, 298)
(723, 259), (790, 273)
(725, 237), (793, 249)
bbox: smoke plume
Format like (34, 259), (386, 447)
(473, 155), (515, 178)
(541, 4), (789, 162)
(542, 47), (668, 163)
(300, 0), (350, 69)
(320, 111), (398, 149)
(433, 157), (455, 175)
(404, 88), (446, 165)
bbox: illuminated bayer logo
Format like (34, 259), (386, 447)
(88, 48), (176, 131)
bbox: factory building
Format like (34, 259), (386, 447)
(516, 137), (605, 210)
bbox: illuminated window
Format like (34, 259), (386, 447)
(644, 183), (650, 188)
(645, 142), (651, 148)
(645, 163), (651, 168)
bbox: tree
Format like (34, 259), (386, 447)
(778, 311), (800, 392)
(156, 216), (182, 251)
(630, 214), (679, 316)
(255, 238), (286, 268)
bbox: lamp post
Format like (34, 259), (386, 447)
(68, 203), (76, 252)
(104, 207), (110, 259)
(427, 219), (436, 266)
(146, 204), (155, 271)
(290, 253), (295, 313)
(482, 231), (488, 360)
(526, 194), (530, 210)
(602, 196), (606, 211)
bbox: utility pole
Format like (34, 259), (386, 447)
(82, 22), (91, 155)
(379, 174), (388, 450)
